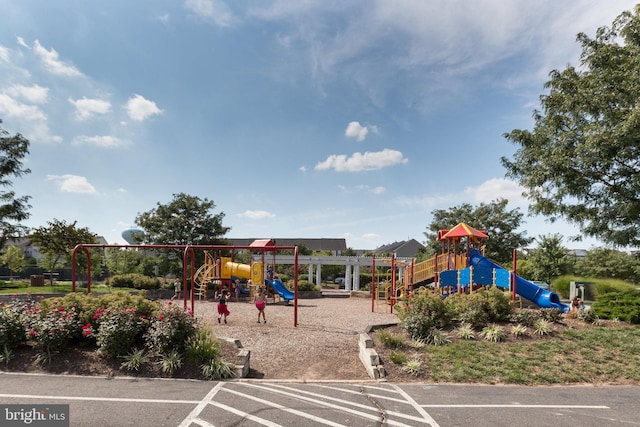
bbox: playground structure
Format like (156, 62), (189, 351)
(370, 254), (410, 314)
(192, 249), (295, 304)
(70, 240), (302, 326)
(402, 222), (570, 312)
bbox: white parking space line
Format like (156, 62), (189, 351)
(391, 384), (440, 427)
(209, 401), (283, 427)
(178, 382), (225, 427)
(233, 383), (414, 427)
(420, 404), (610, 408)
(313, 384), (409, 404)
(223, 387), (346, 427)
(268, 384), (430, 423)
(0, 393), (201, 404)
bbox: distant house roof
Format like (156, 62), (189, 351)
(374, 239), (425, 258)
(227, 238), (346, 252)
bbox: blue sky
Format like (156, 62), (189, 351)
(0, 1), (636, 251)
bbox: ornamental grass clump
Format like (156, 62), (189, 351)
(480, 324), (506, 342)
(511, 323), (529, 338)
(533, 319), (553, 336)
(377, 330), (405, 349)
(455, 323), (476, 340)
(401, 355), (423, 376)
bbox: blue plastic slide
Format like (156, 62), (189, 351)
(264, 278), (295, 301)
(230, 277), (250, 295)
(468, 249), (569, 312)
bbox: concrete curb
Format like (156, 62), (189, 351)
(358, 333), (386, 379)
(221, 338), (250, 378)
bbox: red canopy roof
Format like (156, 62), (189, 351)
(439, 223), (488, 242)
(249, 239), (275, 248)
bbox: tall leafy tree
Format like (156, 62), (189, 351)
(574, 248), (640, 282)
(29, 219), (99, 282)
(423, 198), (532, 263)
(135, 193), (230, 269)
(1, 245), (26, 277)
(527, 234), (572, 286)
(502, 6), (640, 247)
(0, 119), (31, 247)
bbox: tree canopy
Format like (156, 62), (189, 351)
(423, 199), (532, 263)
(502, 6), (640, 247)
(527, 234), (572, 285)
(29, 219), (99, 280)
(135, 193), (230, 246)
(0, 119), (31, 247)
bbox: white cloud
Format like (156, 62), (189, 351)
(0, 45), (10, 62)
(464, 177), (527, 206)
(315, 148), (408, 172)
(72, 135), (123, 148)
(16, 37), (28, 49)
(394, 178), (528, 211)
(32, 40), (83, 77)
(355, 184), (386, 194)
(0, 93), (46, 121)
(69, 97), (111, 120)
(345, 121), (368, 141)
(185, 0), (237, 27)
(6, 84), (49, 104)
(47, 174), (97, 194)
(0, 93), (62, 143)
(299, 165), (307, 172)
(239, 210), (276, 220)
(125, 94), (162, 121)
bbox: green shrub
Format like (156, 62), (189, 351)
(25, 305), (82, 361)
(110, 274), (161, 290)
(288, 280), (319, 292)
(186, 329), (221, 365)
(396, 291), (450, 341)
(0, 281), (28, 290)
(94, 307), (148, 358)
(96, 291), (159, 318)
(538, 308), (563, 324)
(144, 302), (198, 356)
(553, 276), (636, 300)
(577, 308), (599, 324)
(591, 291), (640, 323)
(510, 309), (539, 327)
(377, 330), (405, 348)
(389, 350), (407, 364)
(445, 287), (512, 327)
(39, 293), (103, 331)
(0, 298), (31, 348)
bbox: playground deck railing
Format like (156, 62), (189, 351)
(406, 253), (468, 285)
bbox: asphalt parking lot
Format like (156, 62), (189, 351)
(1, 372), (639, 426)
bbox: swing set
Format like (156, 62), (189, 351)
(70, 240), (302, 326)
